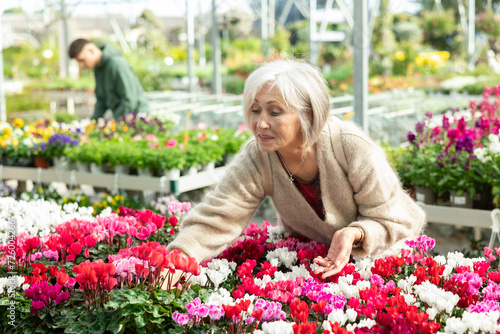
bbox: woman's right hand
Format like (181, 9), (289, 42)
(312, 226), (361, 279)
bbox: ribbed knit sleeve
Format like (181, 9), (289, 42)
(341, 124), (426, 257)
(166, 140), (267, 262)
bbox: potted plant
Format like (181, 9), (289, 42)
(33, 133), (79, 169)
(77, 141), (107, 173)
(104, 138), (133, 174)
(158, 144), (187, 179)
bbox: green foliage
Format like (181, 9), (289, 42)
(75, 141), (107, 165)
(270, 27), (292, 55)
(29, 76), (95, 91)
(391, 41), (419, 76)
(462, 77), (500, 95)
(420, 9), (462, 56)
(223, 76), (245, 95)
(226, 63), (258, 78)
(54, 112), (78, 124)
(393, 21), (423, 43)
(6, 91), (49, 112)
(397, 146), (442, 194)
(476, 11), (500, 39)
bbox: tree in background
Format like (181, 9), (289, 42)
(476, 10), (500, 54)
(420, 8), (464, 59)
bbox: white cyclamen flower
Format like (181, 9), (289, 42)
(413, 281), (459, 314)
(260, 320), (294, 334)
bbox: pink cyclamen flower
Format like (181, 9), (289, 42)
(468, 300), (500, 313)
(208, 304), (224, 321)
(172, 312), (190, 325)
(186, 297), (202, 317)
(370, 274), (384, 287)
(42, 249), (59, 261)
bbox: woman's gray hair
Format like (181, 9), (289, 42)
(243, 59), (330, 152)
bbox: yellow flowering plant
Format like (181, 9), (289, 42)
(0, 121), (35, 165)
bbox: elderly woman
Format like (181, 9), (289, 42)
(166, 59), (425, 280)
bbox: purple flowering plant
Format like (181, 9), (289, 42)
(34, 133), (79, 159)
(400, 85), (500, 201)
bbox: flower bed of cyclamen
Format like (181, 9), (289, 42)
(1, 202), (500, 333)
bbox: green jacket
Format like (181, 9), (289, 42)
(92, 44), (150, 119)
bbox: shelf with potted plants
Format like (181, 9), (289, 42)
(0, 114), (251, 196)
(392, 85), (500, 239)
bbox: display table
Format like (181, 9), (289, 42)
(0, 165), (227, 196)
(417, 202), (500, 248)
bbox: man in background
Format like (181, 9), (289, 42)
(68, 38), (150, 120)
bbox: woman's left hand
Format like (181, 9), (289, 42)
(313, 227), (361, 279)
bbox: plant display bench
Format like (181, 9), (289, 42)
(0, 165), (227, 198)
(417, 202), (500, 248)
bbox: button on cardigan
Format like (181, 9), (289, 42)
(167, 118), (426, 263)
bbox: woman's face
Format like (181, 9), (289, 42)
(249, 85), (304, 154)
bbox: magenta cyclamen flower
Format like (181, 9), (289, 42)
(186, 297), (202, 317)
(31, 300), (45, 314)
(416, 235), (436, 254)
(404, 240), (417, 248)
(172, 312), (190, 325)
(482, 280), (500, 301)
(452, 272), (483, 295)
(54, 291), (70, 305)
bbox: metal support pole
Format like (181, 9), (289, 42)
(269, 0), (275, 38)
(261, 0), (269, 56)
(59, 0), (69, 78)
(309, 0), (317, 64)
(468, 0), (475, 70)
(211, 0), (222, 95)
(108, 16), (131, 54)
(353, 0), (368, 133)
(0, 9), (6, 122)
(186, 0), (196, 93)
(198, 0), (206, 67)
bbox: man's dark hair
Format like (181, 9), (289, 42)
(68, 38), (91, 59)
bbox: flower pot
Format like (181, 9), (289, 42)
(53, 156), (69, 171)
(114, 164), (130, 175)
(90, 163), (104, 174)
(449, 191), (473, 208)
(435, 191), (451, 206)
(12, 157), (34, 167)
(185, 166), (198, 176)
(414, 186), (436, 205)
(473, 188), (492, 210)
(137, 167), (152, 177)
(34, 157), (50, 169)
(202, 161), (215, 172)
(163, 168), (181, 180)
(76, 162), (90, 173)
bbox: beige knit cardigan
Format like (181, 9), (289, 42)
(167, 118), (426, 262)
